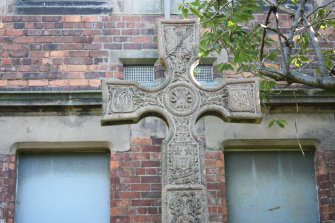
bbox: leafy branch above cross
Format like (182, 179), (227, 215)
(180, 0), (335, 89)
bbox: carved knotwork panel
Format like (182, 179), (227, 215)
(167, 191), (203, 223)
(173, 117), (191, 142)
(167, 142), (201, 185)
(108, 86), (135, 113)
(199, 88), (229, 109)
(164, 25), (193, 73)
(160, 21), (198, 82)
(228, 84), (255, 112)
(107, 85), (164, 114)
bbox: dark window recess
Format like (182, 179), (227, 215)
(16, 1), (113, 15)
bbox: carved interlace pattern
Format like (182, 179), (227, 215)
(163, 24), (194, 81)
(107, 86), (164, 114)
(174, 117), (191, 142)
(167, 117), (201, 185)
(169, 191), (202, 223)
(108, 86), (135, 113)
(168, 142), (200, 184)
(199, 88), (229, 108)
(228, 84), (255, 112)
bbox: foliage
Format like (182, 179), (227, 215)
(268, 119), (287, 128)
(180, 0), (335, 89)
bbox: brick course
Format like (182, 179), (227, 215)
(1, 13), (331, 89)
(0, 15), (162, 90)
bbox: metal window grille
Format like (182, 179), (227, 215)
(124, 66), (155, 83)
(194, 65), (213, 83)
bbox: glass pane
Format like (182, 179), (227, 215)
(225, 151), (319, 223)
(15, 152), (110, 223)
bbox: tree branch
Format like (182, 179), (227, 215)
(259, 66), (286, 80)
(303, 17), (329, 77)
(203, 2), (230, 24)
(262, 0), (295, 15)
(259, 66), (335, 89)
(274, 8), (289, 73)
(259, 7), (274, 62)
(285, 0), (307, 72)
(307, 0), (335, 18)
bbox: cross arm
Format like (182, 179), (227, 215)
(101, 79), (168, 125)
(196, 78), (262, 123)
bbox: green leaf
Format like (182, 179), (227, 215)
(328, 20), (335, 27)
(268, 119), (287, 128)
(277, 120), (287, 128)
(190, 7), (201, 18)
(268, 51), (279, 61)
(292, 0), (299, 5)
(217, 63), (234, 72)
(299, 55), (309, 63)
(268, 120), (275, 128)
(182, 8), (189, 18)
(193, 67), (201, 76)
(227, 20), (236, 28)
(320, 22), (327, 29)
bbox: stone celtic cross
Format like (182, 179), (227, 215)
(102, 19), (262, 223)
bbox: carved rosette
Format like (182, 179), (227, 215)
(167, 191), (203, 223)
(228, 84), (255, 112)
(165, 83), (199, 117)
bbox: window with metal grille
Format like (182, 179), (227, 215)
(194, 65), (213, 83)
(124, 66), (155, 83)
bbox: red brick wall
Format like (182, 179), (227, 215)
(0, 155), (16, 223)
(316, 150), (335, 222)
(110, 137), (227, 223)
(0, 15), (161, 90)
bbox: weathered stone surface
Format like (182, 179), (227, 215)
(0, 116), (130, 154)
(102, 19), (262, 222)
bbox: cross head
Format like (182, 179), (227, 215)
(102, 19), (262, 223)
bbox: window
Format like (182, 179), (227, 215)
(124, 65), (155, 84)
(15, 152), (110, 223)
(16, 0), (113, 15)
(225, 151), (319, 223)
(194, 65), (213, 83)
